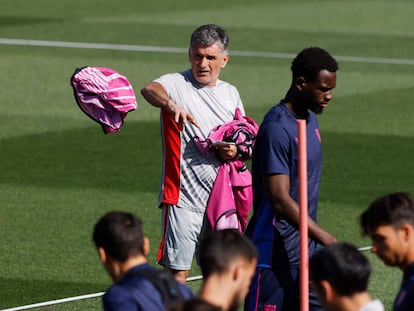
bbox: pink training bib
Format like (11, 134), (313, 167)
(70, 66), (137, 134)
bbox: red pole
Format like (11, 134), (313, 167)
(297, 119), (309, 311)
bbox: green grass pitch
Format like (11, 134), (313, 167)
(0, 0), (413, 310)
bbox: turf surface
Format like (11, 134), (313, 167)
(0, 0), (413, 309)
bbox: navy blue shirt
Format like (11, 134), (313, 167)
(246, 102), (322, 268)
(103, 263), (193, 311)
(393, 262), (414, 311)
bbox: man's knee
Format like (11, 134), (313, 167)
(172, 269), (189, 285)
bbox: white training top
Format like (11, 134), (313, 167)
(155, 69), (244, 212)
(359, 299), (384, 311)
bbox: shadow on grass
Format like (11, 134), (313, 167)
(0, 123), (413, 198)
(321, 131), (414, 205)
(0, 121), (162, 193)
(0, 278), (106, 310)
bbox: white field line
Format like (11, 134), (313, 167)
(0, 292), (105, 311)
(358, 246), (373, 252)
(0, 247), (376, 311)
(0, 275), (203, 311)
(186, 275), (203, 282)
(1, 38), (414, 66)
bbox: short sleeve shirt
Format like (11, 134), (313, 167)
(393, 263), (414, 311)
(246, 102), (322, 268)
(154, 70), (244, 212)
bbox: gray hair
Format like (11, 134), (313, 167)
(189, 24), (229, 53)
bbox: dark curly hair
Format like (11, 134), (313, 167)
(291, 47), (338, 82)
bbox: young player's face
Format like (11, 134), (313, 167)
(368, 224), (407, 268)
(303, 69), (337, 114)
(189, 42), (229, 87)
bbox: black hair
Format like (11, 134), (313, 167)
(190, 24), (229, 52)
(198, 229), (258, 278)
(92, 211), (144, 262)
(361, 192), (414, 234)
(309, 242), (370, 296)
(291, 47), (338, 82)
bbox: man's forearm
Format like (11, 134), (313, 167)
(271, 196), (337, 246)
(141, 82), (174, 111)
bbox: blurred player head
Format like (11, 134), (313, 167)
(361, 192), (414, 269)
(198, 229), (258, 311)
(309, 242), (377, 311)
(93, 211), (149, 281)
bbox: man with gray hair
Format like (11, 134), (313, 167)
(141, 24), (245, 284)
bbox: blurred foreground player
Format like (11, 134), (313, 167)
(198, 229), (258, 311)
(361, 192), (414, 311)
(310, 242), (384, 311)
(93, 211), (192, 311)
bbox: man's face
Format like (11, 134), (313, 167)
(189, 42), (229, 87)
(302, 69), (337, 114)
(368, 224), (407, 268)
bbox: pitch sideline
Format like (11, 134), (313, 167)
(1, 38), (414, 66)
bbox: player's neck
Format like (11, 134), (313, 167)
(399, 229), (414, 271)
(283, 99), (308, 119)
(199, 275), (235, 311)
(283, 89), (308, 119)
(113, 256), (148, 282)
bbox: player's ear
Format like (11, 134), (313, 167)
(143, 236), (150, 256)
(320, 280), (334, 302)
(399, 223), (414, 243)
(98, 247), (107, 264)
(230, 261), (241, 282)
(295, 76), (307, 91)
(232, 259), (249, 283)
(221, 53), (229, 68)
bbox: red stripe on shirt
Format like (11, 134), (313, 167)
(161, 109), (181, 205)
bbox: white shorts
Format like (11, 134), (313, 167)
(157, 204), (206, 271)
